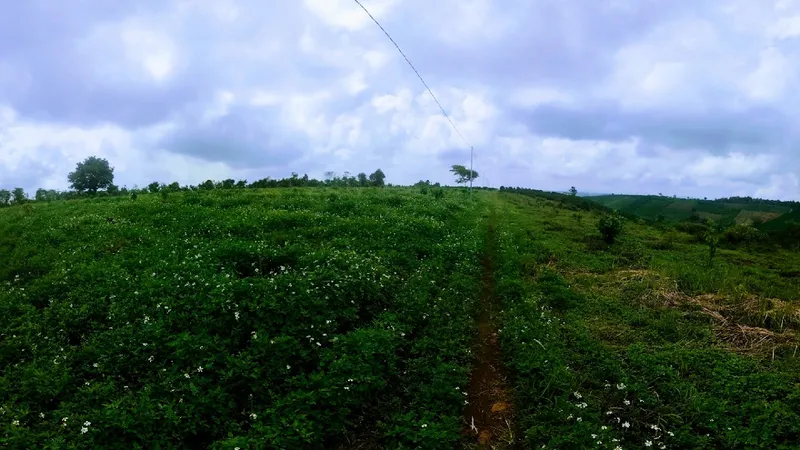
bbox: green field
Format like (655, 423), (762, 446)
(591, 194), (794, 226)
(1, 188), (799, 449)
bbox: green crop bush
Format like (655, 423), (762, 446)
(0, 188), (483, 448)
(597, 212), (624, 244)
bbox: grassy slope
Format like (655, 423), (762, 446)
(0, 188), (487, 449)
(591, 195), (792, 225)
(491, 192), (800, 449)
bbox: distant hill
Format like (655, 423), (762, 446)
(589, 194), (795, 226)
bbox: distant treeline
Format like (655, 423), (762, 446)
(499, 186), (614, 214)
(0, 170), (388, 206)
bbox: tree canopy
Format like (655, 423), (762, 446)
(68, 156), (115, 194)
(449, 165), (479, 185)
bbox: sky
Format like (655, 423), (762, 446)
(1, 0), (800, 200)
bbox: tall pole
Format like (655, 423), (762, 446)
(469, 146), (474, 195)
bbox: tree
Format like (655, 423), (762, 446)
(0, 189), (11, 207)
(449, 165), (478, 185)
(148, 182), (161, 193)
(12, 188), (26, 204)
(569, 186), (578, 196)
(368, 169), (386, 187)
(597, 212), (624, 244)
(68, 156), (114, 194)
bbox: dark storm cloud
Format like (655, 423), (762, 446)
(159, 108), (305, 169)
(511, 103), (794, 153)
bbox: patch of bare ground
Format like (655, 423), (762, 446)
(462, 224), (517, 449)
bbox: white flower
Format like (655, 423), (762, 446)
(421, 424), (428, 428)
(659, 445), (667, 450)
(286, 365), (291, 370)
(624, 400), (631, 405)
(614, 447), (623, 450)
(250, 413), (257, 419)
(197, 366), (203, 373)
(591, 434), (597, 439)
(84, 421), (91, 427)
(573, 391), (582, 399)
(567, 414), (573, 420)
(622, 421), (630, 428)
(234, 312), (240, 320)
(667, 431), (674, 437)
(616, 383), (626, 390)
(601, 426), (608, 430)
(148, 356), (154, 363)
(650, 424), (660, 431)
(39, 413), (45, 418)
(576, 417), (582, 422)
(12, 419), (19, 426)
(344, 386), (350, 390)
(93, 363), (98, 368)
(62, 417), (68, 422)
(184, 373), (190, 379)
(81, 427), (89, 434)
(645, 441), (652, 447)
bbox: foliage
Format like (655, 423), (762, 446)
(569, 186), (578, 196)
(0, 189), (10, 207)
(449, 165), (478, 185)
(368, 169), (386, 187)
(68, 156), (115, 194)
(492, 190), (800, 450)
(598, 212), (624, 244)
(0, 188), (482, 448)
(11, 188), (26, 205)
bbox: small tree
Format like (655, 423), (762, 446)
(357, 172), (368, 187)
(569, 186), (578, 196)
(148, 182), (161, 193)
(0, 189), (11, 206)
(369, 169), (386, 187)
(199, 180), (215, 190)
(107, 184), (120, 195)
(449, 165), (478, 185)
(12, 188), (27, 204)
(68, 156), (114, 194)
(597, 212), (624, 244)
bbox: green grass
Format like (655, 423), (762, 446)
(0, 188), (486, 449)
(491, 192), (800, 449)
(2, 187), (799, 449)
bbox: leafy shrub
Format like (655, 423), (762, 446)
(597, 212), (624, 244)
(432, 188), (445, 199)
(724, 224), (765, 245)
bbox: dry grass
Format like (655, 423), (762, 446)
(610, 270), (799, 355)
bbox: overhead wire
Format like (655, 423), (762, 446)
(352, 0), (472, 150)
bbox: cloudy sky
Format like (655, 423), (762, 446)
(1, 0), (800, 200)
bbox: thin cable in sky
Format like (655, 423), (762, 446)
(353, 0), (471, 148)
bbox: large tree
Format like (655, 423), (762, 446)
(368, 169), (386, 187)
(449, 164), (478, 185)
(68, 156), (115, 194)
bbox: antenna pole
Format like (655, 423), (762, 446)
(469, 146), (474, 194)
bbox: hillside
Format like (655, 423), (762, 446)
(591, 194), (793, 226)
(1, 187), (799, 448)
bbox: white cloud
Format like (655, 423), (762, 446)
(0, 0), (799, 200)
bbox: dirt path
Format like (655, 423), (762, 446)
(463, 221), (516, 448)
